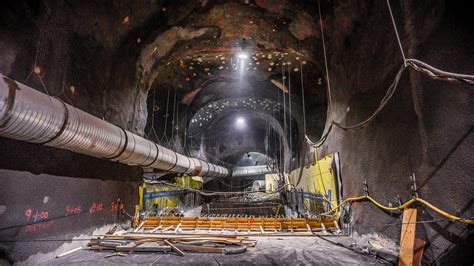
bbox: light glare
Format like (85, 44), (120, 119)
(235, 117), (246, 129)
(237, 53), (248, 59)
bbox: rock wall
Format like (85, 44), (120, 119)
(0, 1), (221, 260)
(0, 1), (154, 262)
(0, 0), (186, 134)
(317, 0), (473, 263)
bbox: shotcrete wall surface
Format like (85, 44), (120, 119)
(318, 1), (473, 263)
(0, 169), (139, 263)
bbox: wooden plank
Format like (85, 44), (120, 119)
(96, 233), (344, 241)
(164, 240), (185, 256)
(413, 238), (425, 266)
(56, 247), (82, 258)
(105, 252), (127, 258)
(134, 221), (145, 232)
(174, 223), (181, 233)
(333, 221), (341, 234)
(150, 225), (162, 233)
(98, 240), (129, 248)
(306, 224), (312, 233)
(116, 242), (171, 252)
(174, 244), (224, 253)
(161, 225), (174, 232)
(398, 208), (417, 266)
(320, 223), (327, 234)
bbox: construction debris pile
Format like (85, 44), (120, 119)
(86, 215), (342, 258)
(88, 231), (256, 257)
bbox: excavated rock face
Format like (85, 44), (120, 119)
(0, 0), (473, 264)
(139, 2), (324, 171)
(315, 1), (473, 263)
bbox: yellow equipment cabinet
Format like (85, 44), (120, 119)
(265, 173), (280, 193)
(288, 153), (342, 215)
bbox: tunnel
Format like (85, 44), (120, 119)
(0, 0), (473, 265)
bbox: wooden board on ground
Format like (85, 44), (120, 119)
(173, 244), (224, 253)
(413, 238), (425, 266)
(89, 229), (258, 256)
(116, 242), (171, 252)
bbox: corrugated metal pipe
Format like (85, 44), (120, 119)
(0, 75), (229, 178)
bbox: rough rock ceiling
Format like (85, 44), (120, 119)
(139, 1), (327, 170)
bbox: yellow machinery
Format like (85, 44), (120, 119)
(265, 173), (280, 193)
(138, 175), (203, 211)
(287, 153), (341, 215)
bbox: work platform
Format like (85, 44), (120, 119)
(135, 216), (340, 233)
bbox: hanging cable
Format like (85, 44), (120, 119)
(387, 0), (473, 86)
(405, 59), (474, 85)
(176, 92), (179, 141)
(307, 0), (474, 149)
(299, 49), (307, 135)
(25, 28), (43, 83)
(202, 149), (235, 168)
(146, 88), (157, 140)
(281, 64), (287, 173)
(385, 0), (474, 86)
(211, 178), (256, 189)
(309, 61), (473, 148)
(278, 87), (283, 173)
(318, 0), (333, 111)
(308, 64), (406, 147)
(288, 64), (293, 163)
(161, 85), (171, 142)
(331, 64), (405, 132)
(386, 0), (406, 64)
(183, 109), (189, 156)
(38, 75), (51, 97)
(170, 88), (177, 143)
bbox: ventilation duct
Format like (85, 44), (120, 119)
(0, 75), (229, 177)
(231, 165), (275, 177)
